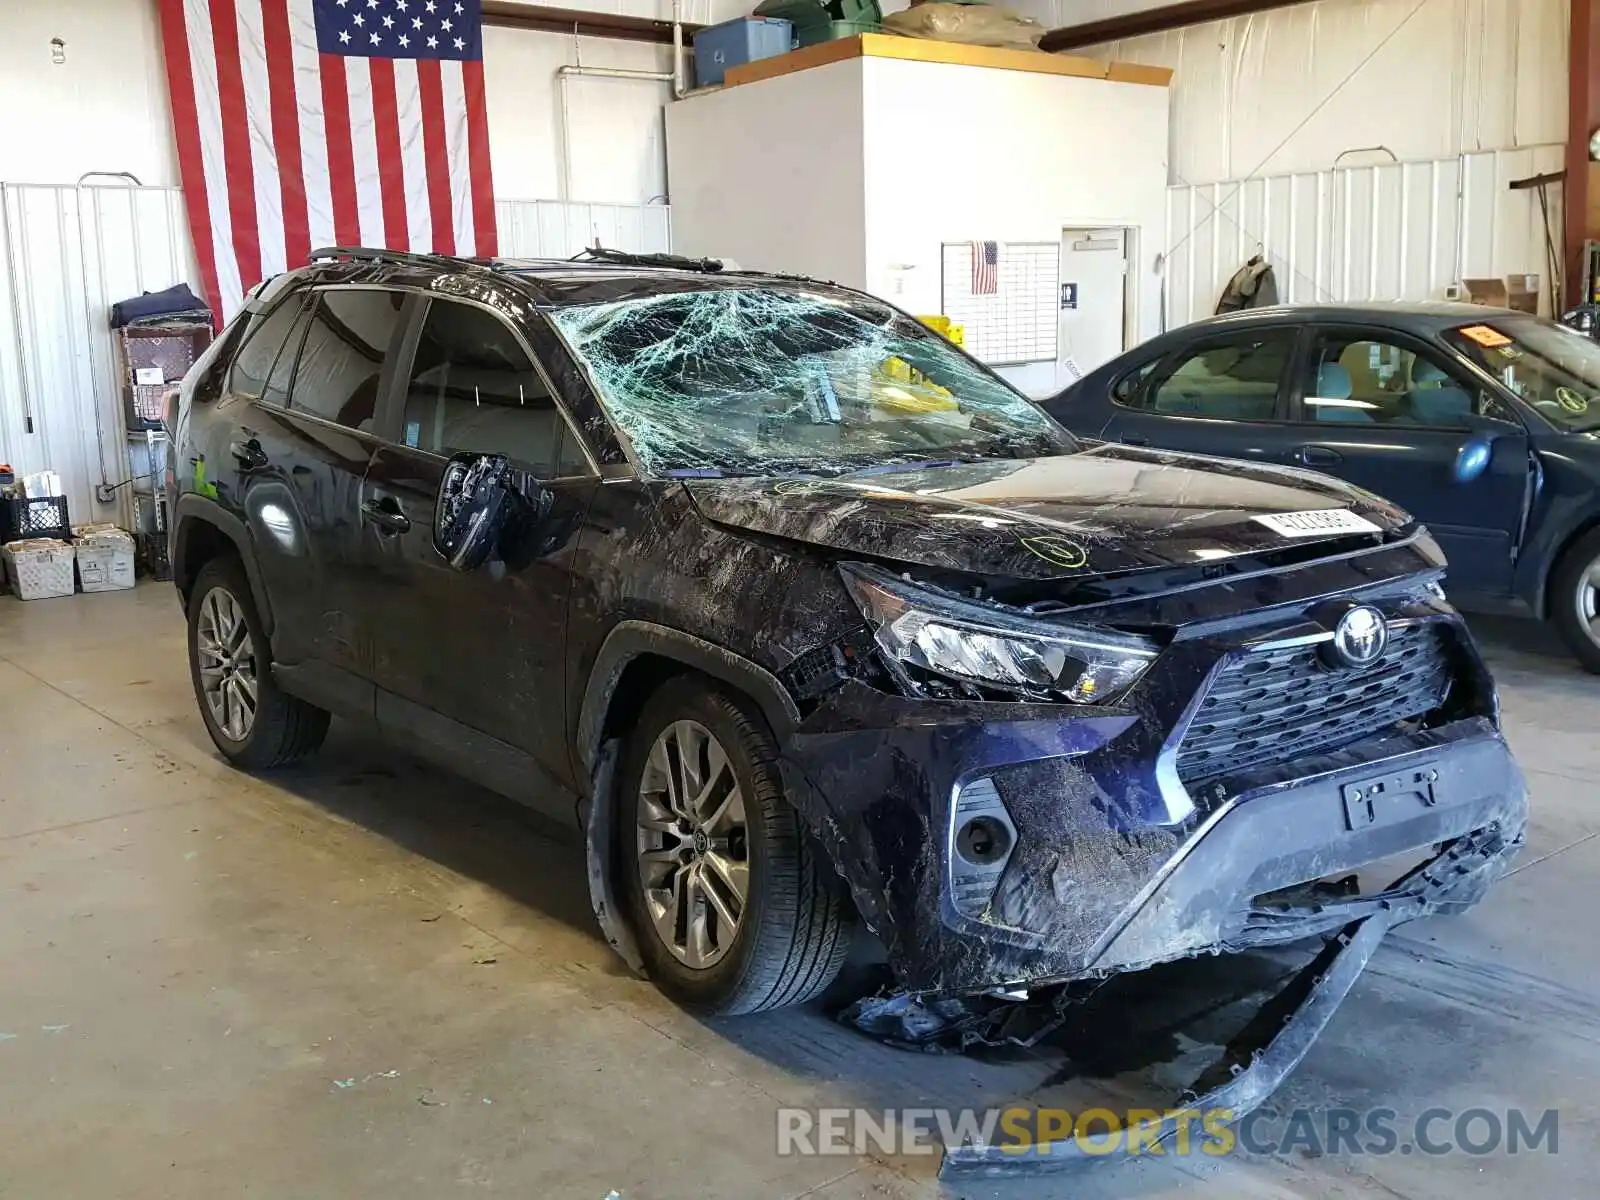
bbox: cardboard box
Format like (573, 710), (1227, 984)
(1459, 276), (1540, 313)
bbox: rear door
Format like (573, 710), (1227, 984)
(1285, 326), (1530, 597)
(1099, 326), (1303, 463)
(361, 295), (599, 812)
(220, 285), (409, 689)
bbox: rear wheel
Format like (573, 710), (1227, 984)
(617, 677), (853, 1015)
(187, 556), (329, 767)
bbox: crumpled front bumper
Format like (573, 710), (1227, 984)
(777, 679), (1527, 998)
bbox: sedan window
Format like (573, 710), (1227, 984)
(1145, 332), (1294, 420)
(1299, 333), (1504, 428)
(1446, 317), (1600, 432)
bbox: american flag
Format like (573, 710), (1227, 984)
(157, 0), (498, 322)
(971, 240), (999, 295)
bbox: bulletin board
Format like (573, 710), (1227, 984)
(939, 242), (1060, 365)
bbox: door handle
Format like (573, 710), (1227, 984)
(361, 497), (412, 533)
(230, 439), (268, 470)
(1120, 434), (1149, 446)
(1296, 445), (1342, 467)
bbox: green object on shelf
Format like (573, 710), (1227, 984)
(753, 0), (882, 46)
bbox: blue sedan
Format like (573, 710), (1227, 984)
(1042, 303), (1600, 671)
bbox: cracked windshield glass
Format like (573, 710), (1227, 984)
(548, 287), (1074, 476)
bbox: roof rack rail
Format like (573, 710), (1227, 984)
(309, 245), (488, 272)
(568, 246), (724, 273)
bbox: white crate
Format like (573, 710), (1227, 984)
(4, 539), (76, 601)
(74, 526), (137, 592)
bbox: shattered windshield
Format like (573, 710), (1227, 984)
(548, 287), (1074, 476)
(1446, 317), (1600, 432)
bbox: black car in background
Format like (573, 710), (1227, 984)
(166, 248), (1523, 1163)
(1042, 303), (1600, 672)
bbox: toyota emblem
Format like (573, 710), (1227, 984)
(1326, 605), (1390, 670)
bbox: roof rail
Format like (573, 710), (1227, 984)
(309, 245), (488, 272)
(568, 246), (724, 273)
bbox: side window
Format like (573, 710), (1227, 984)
(399, 299), (589, 477)
(1303, 334), (1487, 428)
(1148, 332), (1295, 420)
(260, 298), (316, 409)
(1110, 358), (1161, 409)
(226, 294), (308, 399)
(289, 289), (407, 431)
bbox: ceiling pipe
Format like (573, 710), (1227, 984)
(1040, 0), (1314, 53)
(555, 5), (687, 205)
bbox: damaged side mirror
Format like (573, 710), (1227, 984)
(433, 452), (546, 572)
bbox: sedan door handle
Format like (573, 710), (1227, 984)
(1119, 434), (1149, 446)
(1296, 445), (1343, 467)
(230, 439), (268, 470)
(361, 498), (412, 533)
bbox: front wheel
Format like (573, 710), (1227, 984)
(187, 556), (330, 767)
(1551, 528), (1600, 674)
(617, 678), (854, 1015)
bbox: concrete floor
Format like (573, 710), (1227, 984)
(1, 583), (1597, 1200)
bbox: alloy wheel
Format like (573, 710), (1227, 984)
(635, 720), (750, 968)
(196, 586), (258, 742)
(1579, 553), (1600, 650)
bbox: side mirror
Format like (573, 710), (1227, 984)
(1452, 406), (1519, 484)
(433, 453), (530, 571)
(1453, 435), (1494, 484)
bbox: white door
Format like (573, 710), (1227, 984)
(1058, 229), (1129, 378)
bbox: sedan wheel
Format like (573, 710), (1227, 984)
(196, 585), (259, 743)
(1551, 529), (1600, 675)
(635, 720), (750, 969)
(1575, 555), (1600, 651)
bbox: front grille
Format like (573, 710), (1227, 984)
(1175, 621), (1454, 787)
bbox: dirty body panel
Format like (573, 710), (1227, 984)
(564, 453), (1525, 997)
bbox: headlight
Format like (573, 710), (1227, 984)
(841, 564), (1158, 703)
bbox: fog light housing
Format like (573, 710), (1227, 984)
(948, 777), (1017, 919)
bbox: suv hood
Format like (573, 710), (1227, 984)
(684, 444), (1409, 581)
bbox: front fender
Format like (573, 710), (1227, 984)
(172, 494), (276, 636)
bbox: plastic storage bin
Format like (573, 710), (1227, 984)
(75, 525), (137, 593)
(754, 0), (881, 46)
(2, 494), (72, 545)
(4, 539), (77, 601)
(693, 17), (793, 87)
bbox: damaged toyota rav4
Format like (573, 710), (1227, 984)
(170, 248), (1525, 1132)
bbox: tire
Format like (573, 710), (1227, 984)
(1550, 527), (1600, 675)
(617, 677), (854, 1015)
(187, 555), (330, 768)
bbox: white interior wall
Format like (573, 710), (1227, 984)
(664, 61), (869, 287)
(858, 56), (1169, 394)
(1075, 0), (1568, 187)
(0, 0), (688, 203)
(0, 0), (181, 187)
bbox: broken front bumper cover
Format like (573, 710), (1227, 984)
(940, 820), (1515, 1177)
(780, 669), (1527, 997)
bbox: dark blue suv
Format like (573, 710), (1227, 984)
(167, 251), (1524, 1168)
(1043, 303), (1600, 672)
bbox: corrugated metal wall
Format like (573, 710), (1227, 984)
(0, 189), (672, 528)
(1077, 0), (1568, 187)
(0, 183), (197, 531)
(1162, 144), (1566, 328)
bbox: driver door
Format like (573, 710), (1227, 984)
(1285, 327), (1530, 598)
(361, 297), (599, 814)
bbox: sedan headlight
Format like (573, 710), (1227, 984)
(841, 564), (1158, 703)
